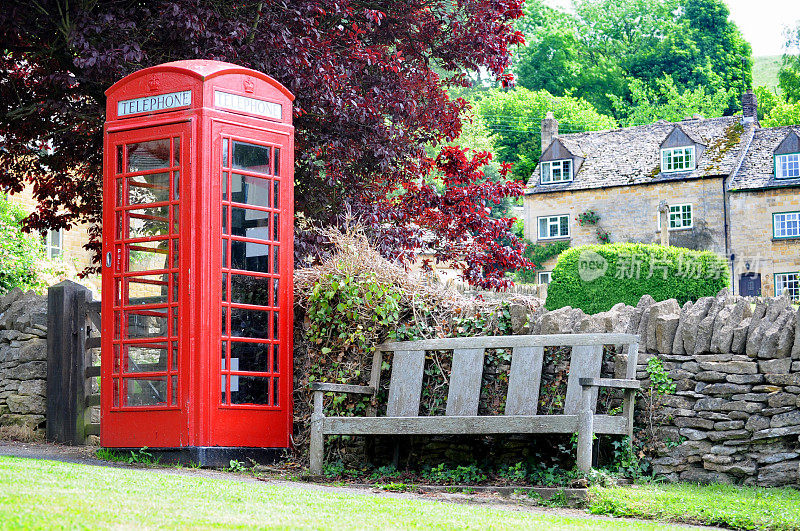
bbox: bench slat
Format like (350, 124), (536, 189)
(505, 346), (544, 415)
(445, 349), (484, 416)
(322, 414), (627, 436)
(564, 345), (603, 415)
(379, 333), (638, 352)
(386, 350), (425, 417)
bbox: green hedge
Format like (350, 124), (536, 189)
(545, 243), (730, 314)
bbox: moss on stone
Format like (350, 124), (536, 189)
(706, 122), (744, 164)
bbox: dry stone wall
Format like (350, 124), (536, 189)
(1, 278), (797, 486)
(0, 288), (48, 433)
(523, 291), (800, 487)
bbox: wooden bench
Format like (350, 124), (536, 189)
(309, 333), (640, 475)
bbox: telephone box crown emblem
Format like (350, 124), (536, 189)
(147, 76), (161, 92)
(243, 77), (255, 93)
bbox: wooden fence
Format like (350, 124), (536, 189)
(46, 281), (101, 445)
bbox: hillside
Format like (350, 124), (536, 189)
(752, 55), (781, 92)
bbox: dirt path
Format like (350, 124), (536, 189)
(0, 440), (715, 529)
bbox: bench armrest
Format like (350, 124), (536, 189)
(579, 377), (640, 390)
(310, 382), (375, 395)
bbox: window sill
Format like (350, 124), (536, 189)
(655, 227), (693, 233)
(536, 237), (571, 243)
(772, 237), (800, 242)
(539, 180), (574, 186)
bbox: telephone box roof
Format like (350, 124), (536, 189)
(106, 59), (294, 101)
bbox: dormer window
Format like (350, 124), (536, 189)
(541, 159), (573, 184)
(776, 153), (800, 179)
(661, 146), (695, 173)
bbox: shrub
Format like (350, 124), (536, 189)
(0, 195), (46, 295)
(545, 243), (730, 314)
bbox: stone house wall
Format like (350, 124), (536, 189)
(0, 288), (49, 433)
(8, 187), (100, 291)
(728, 187), (800, 297)
(523, 177), (727, 275)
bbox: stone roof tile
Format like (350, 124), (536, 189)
(526, 116), (745, 194)
(728, 126), (800, 191)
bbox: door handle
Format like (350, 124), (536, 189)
(105, 252), (112, 267)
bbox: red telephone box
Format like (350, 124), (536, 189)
(101, 60), (294, 464)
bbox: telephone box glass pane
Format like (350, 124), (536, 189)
(116, 146), (124, 174)
(128, 206), (170, 238)
(124, 344), (168, 373)
(125, 378), (167, 406)
(231, 174), (270, 206)
(125, 275), (169, 305)
(172, 137), (180, 166)
(127, 240), (170, 272)
(172, 171), (180, 200)
(231, 274), (271, 306)
(127, 140), (171, 172)
(127, 173), (170, 205)
(171, 376), (178, 405)
(274, 148), (280, 176)
(126, 309), (168, 339)
(230, 341), (270, 372)
(230, 376), (269, 405)
(231, 207), (269, 238)
(232, 141), (270, 174)
(230, 308), (269, 339)
(230, 240), (270, 272)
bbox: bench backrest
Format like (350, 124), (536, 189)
(375, 334), (639, 418)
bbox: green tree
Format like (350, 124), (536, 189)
(611, 76), (733, 126)
(763, 101), (800, 127)
(514, 0), (753, 120)
(478, 88), (617, 180)
(778, 22), (800, 103)
(754, 86), (780, 121)
(0, 195), (46, 294)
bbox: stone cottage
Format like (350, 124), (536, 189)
(524, 91), (800, 298)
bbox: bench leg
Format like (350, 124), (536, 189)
(310, 390), (324, 475)
(576, 386), (594, 473)
(623, 388), (636, 450)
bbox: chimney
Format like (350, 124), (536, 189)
(541, 111), (559, 150)
(742, 89), (758, 123)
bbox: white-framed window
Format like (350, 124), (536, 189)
(775, 272), (799, 300)
(540, 159), (573, 184)
(661, 146), (696, 173)
(45, 229), (63, 259)
(538, 271), (552, 284)
(773, 212), (800, 239)
(538, 214), (570, 240)
(776, 153), (800, 179)
(658, 203), (693, 230)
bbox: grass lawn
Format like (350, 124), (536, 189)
(753, 55), (782, 93)
(589, 482), (800, 531)
(0, 456), (687, 530)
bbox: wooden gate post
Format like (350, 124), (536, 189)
(46, 280), (92, 445)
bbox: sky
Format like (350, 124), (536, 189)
(543, 0), (800, 57)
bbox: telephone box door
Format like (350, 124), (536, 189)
(210, 121), (293, 447)
(102, 122), (190, 447)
